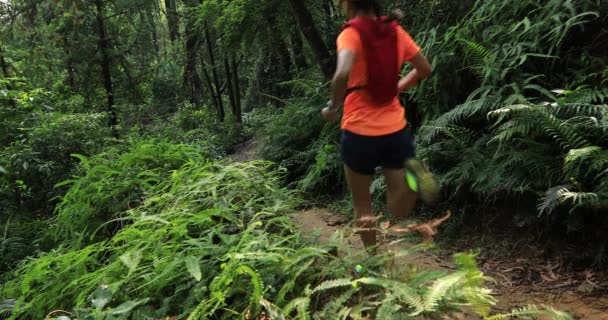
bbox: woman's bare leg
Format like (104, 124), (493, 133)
(344, 165), (376, 252)
(383, 168), (417, 220)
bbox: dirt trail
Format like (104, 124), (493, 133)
(293, 208), (608, 319)
(232, 139), (608, 320)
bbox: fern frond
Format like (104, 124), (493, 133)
(234, 265), (264, 307)
(564, 146), (602, 176)
(259, 299), (286, 320)
(559, 191), (601, 211)
(318, 288), (357, 318)
(485, 304), (572, 320)
(539, 185), (572, 215)
(485, 305), (542, 320)
(354, 277), (425, 313)
(309, 278), (353, 296)
(431, 98), (501, 128)
(376, 297), (402, 320)
(283, 297), (310, 319)
(421, 271), (467, 312)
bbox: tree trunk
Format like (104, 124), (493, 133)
(183, 13), (202, 108)
(64, 41), (75, 89)
(0, 45), (16, 109)
(165, 0), (180, 42)
(117, 55), (142, 103)
(266, 12), (293, 76)
(147, 11), (160, 63)
(204, 26), (225, 122)
(94, 0), (118, 132)
(231, 54), (242, 124)
(224, 57), (237, 120)
(0, 45), (10, 79)
(200, 54), (221, 118)
(290, 26), (308, 70)
(287, 0), (334, 80)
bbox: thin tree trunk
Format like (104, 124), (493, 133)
(183, 14), (202, 107)
(200, 54), (220, 118)
(290, 26), (308, 70)
(224, 57), (237, 121)
(147, 11), (160, 63)
(0, 45), (16, 109)
(94, 0), (118, 132)
(231, 54), (242, 124)
(287, 0), (334, 80)
(64, 42), (75, 89)
(0, 45), (10, 79)
(117, 55), (142, 103)
(165, 0), (180, 42)
(266, 12), (293, 76)
(204, 26), (225, 122)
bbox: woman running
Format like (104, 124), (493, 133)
(322, 0), (442, 252)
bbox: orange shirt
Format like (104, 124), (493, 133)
(337, 24), (421, 136)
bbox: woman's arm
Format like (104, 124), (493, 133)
(330, 49), (355, 109)
(398, 51), (432, 92)
(322, 49), (355, 121)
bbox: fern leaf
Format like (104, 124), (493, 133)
(235, 265), (264, 306)
(485, 305), (544, 320)
(376, 297), (401, 320)
(354, 277), (425, 313)
(318, 288), (357, 318)
(421, 271), (467, 312)
(283, 297), (310, 318)
(259, 299), (286, 320)
(309, 278), (353, 296)
(538, 185), (572, 215)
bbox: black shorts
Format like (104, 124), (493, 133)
(340, 127), (415, 175)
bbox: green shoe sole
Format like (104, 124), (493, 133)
(405, 159), (440, 205)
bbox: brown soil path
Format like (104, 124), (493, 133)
(293, 208), (608, 320)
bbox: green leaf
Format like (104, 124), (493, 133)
(56, 317), (71, 320)
(120, 250), (142, 274)
(185, 255), (202, 281)
(0, 166), (7, 174)
(109, 298), (150, 315)
(92, 286), (112, 310)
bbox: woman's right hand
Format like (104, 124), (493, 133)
(321, 101), (340, 122)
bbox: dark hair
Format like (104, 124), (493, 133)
(347, 0), (383, 15)
(346, 0), (404, 22)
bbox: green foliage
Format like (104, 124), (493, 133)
(137, 106), (245, 160)
(51, 140), (203, 245)
(0, 217), (50, 274)
(2, 139), (509, 319)
(252, 80), (345, 194)
(0, 111), (111, 213)
(408, 0), (608, 259)
(485, 305), (573, 320)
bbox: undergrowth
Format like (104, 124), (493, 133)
(0, 141), (569, 319)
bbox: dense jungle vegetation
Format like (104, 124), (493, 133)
(0, 0), (606, 318)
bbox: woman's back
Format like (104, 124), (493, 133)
(337, 24), (421, 136)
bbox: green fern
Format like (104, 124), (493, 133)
(420, 272), (467, 312)
(317, 288), (357, 318)
(485, 304), (573, 320)
(355, 277), (426, 313)
(283, 297), (311, 320)
(309, 278), (353, 296)
(375, 297), (402, 319)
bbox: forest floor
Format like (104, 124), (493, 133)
(231, 138), (608, 320)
